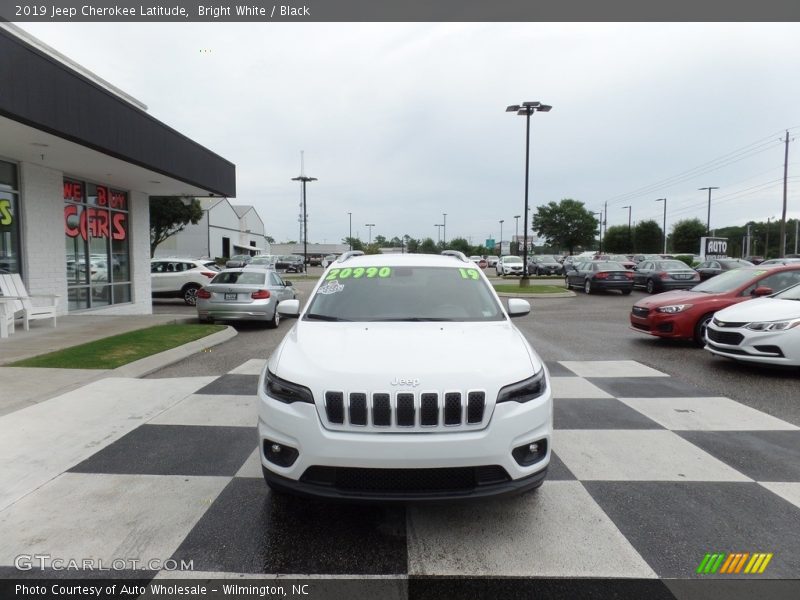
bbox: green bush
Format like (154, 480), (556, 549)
(673, 254), (697, 267)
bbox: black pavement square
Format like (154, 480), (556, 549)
(69, 424), (257, 476)
(583, 481), (800, 578)
(546, 451), (577, 481)
(587, 376), (711, 398)
(545, 361), (578, 377)
(171, 478), (407, 575)
(677, 431), (800, 482)
(195, 374), (259, 395)
(554, 397), (664, 430)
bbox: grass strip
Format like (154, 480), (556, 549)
(493, 284), (567, 294)
(9, 324), (225, 369)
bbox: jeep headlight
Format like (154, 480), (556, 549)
(656, 304), (693, 314)
(265, 370), (314, 404)
(745, 318), (800, 332)
(497, 370), (547, 404)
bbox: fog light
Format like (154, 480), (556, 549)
(264, 439), (299, 468)
(512, 439), (547, 467)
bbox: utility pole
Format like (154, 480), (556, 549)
(699, 186), (719, 235)
(766, 217), (771, 258)
(602, 201), (608, 254)
(795, 220), (799, 255)
(291, 151), (317, 271)
(656, 198), (667, 254)
(779, 130), (793, 257)
(622, 205), (632, 253)
(442, 213), (447, 247)
(514, 215), (520, 255)
(366, 223), (375, 245)
(348, 212), (352, 250)
(745, 224), (752, 257)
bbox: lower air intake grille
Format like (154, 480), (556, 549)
(300, 465), (510, 494)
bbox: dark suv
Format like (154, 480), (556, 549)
(275, 255), (305, 273)
(528, 255), (563, 276)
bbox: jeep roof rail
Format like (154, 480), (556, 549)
(441, 250), (469, 263)
(336, 251), (365, 263)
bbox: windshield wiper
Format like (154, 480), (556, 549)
(305, 313), (351, 321)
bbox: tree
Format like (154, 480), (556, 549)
(342, 237), (364, 251)
(602, 225), (630, 254)
(374, 235), (387, 248)
(363, 243), (382, 255)
(633, 220), (664, 254)
(447, 237), (472, 255)
(671, 218), (706, 254)
(265, 235), (276, 244)
(531, 199), (598, 255)
(149, 197), (204, 257)
(419, 237), (438, 254)
(405, 237), (420, 253)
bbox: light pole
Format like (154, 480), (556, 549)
(499, 219), (504, 256)
(592, 212), (603, 253)
(442, 213), (447, 247)
(699, 186), (719, 235)
(506, 101), (552, 285)
(434, 224), (443, 244)
(622, 205), (632, 253)
(655, 198), (667, 254)
(347, 212), (352, 250)
(514, 215), (520, 254)
(365, 223), (375, 245)
(291, 171), (317, 271)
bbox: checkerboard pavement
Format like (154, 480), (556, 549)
(1, 358), (800, 581)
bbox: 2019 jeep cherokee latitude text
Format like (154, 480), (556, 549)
(257, 252), (553, 500)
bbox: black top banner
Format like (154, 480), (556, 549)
(2, 0), (800, 22)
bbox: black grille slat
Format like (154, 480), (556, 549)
(420, 393), (439, 426)
(467, 391), (485, 424)
(349, 393), (367, 425)
(397, 393), (415, 426)
(325, 391), (344, 424)
(301, 465), (511, 494)
(707, 329), (744, 345)
(444, 392), (462, 425)
(372, 393), (391, 426)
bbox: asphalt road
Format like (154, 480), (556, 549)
(148, 271), (800, 426)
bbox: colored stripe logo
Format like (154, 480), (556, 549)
(697, 552), (773, 574)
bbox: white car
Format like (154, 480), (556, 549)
(496, 255), (524, 276)
(151, 258), (219, 305)
(705, 282), (800, 366)
(257, 251), (552, 500)
(321, 254), (339, 268)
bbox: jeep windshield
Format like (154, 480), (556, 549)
(304, 266), (505, 322)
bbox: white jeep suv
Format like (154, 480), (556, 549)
(257, 251), (552, 500)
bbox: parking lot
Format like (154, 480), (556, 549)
(3, 267), (797, 591)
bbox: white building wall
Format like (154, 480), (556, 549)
(154, 210), (209, 258)
(19, 161), (68, 315)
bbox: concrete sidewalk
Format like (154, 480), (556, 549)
(0, 313), (231, 414)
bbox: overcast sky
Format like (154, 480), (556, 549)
(18, 22), (800, 245)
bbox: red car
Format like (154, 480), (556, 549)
(629, 264), (800, 345)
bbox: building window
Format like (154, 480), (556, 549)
(64, 178), (131, 310)
(0, 160), (21, 275)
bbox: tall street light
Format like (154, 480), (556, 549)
(506, 101), (552, 285)
(699, 186), (719, 235)
(592, 212), (603, 252)
(434, 224), (443, 244)
(655, 198), (667, 254)
(499, 219), (504, 256)
(292, 171), (317, 270)
(365, 223), (375, 245)
(514, 215), (520, 254)
(442, 213), (447, 247)
(622, 205), (632, 253)
(347, 212), (352, 250)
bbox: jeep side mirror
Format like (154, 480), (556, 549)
(507, 298), (531, 318)
(277, 299), (300, 316)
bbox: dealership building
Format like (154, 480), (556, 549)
(0, 24), (235, 315)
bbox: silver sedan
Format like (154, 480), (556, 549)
(196, 268), (296, 328)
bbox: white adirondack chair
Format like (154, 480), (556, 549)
(0, 274), (59, 331)
(0, 295), (16, 338)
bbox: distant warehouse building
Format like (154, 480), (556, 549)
(0, 24), (235, 315)
(154, 198), (269, 260)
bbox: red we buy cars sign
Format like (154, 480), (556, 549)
(63, 181), (127, 241)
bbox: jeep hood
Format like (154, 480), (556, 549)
(270, 320), (541, 392)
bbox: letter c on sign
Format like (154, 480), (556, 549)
(64, 205), (80, 237)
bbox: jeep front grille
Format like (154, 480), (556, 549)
(322, 389), (488, 431)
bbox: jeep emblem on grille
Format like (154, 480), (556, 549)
(391, 377), (420, 387)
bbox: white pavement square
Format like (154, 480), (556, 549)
(554, 430), (753, 481)
(228, 359), (267, 376)
(149, 394), (258, 427)
(550, 377), (613, 399)
(235, 449), (263, 478)
(618, 397), (800, 431)
(559, 360), (669, 378)
(407, 481), (656, 578)
(760, 483), (800, 510)
(0, 376), (215, 511)
(0, 473), (229, 567)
